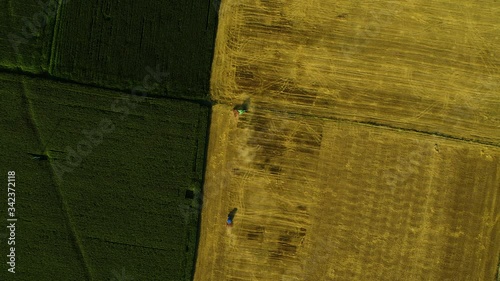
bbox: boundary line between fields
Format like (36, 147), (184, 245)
(0, 68), (214, 107)
(189, 104), (212, 281)
(256, 106), (500, 149)
(3, 66), (497, 149)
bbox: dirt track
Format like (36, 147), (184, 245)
(195, 0), (500, 280)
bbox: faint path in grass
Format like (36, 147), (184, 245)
(48, 0), (65, 75)
(19, 76), (93, 281)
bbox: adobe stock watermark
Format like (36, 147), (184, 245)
(7, 0), (69, 54)
(341, 4), (399, 60)
(382, 149), (425, 190)
(52, 64), (168, 181)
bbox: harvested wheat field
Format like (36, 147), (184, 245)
(195, 0), (500, 280)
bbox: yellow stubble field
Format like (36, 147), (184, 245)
(195, 0), (500, 280)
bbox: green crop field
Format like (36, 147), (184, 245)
(1, 0), (218, 279)
(0, 0), (58, 73)
(0, 72), (209, 280)
(1, 0), (218, 100)
(0, 73), (89, 280)
(51, 0), (219, 100)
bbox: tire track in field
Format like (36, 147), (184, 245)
(48, 0), (65, 74)
(253, 104), (500, 149)
(19, 77), (92, 281)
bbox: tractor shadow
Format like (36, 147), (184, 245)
(227, 208), (238, 220)
(233, 98), (250, 112)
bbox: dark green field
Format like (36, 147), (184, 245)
(0, 1), (56, 72)
(0, 72), (209, 280)
(1, 0), (218, 100)
(51, 0), (218, 99)
(0, 0), (217, 280)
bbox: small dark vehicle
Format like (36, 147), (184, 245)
(226, 208), (238, 227)
(233, 98), (250, 117)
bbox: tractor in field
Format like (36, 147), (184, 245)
(226, 208), (238, 227)
(233, 98), (250, 118)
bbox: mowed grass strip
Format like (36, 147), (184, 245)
(195, 106), (499, 280)
(0, 0), (60, 72)
(3, 73), (209, 280)
(51, 0), (219, 99)
(211, 0), (500, 144)
(0, 73), (88, 280)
